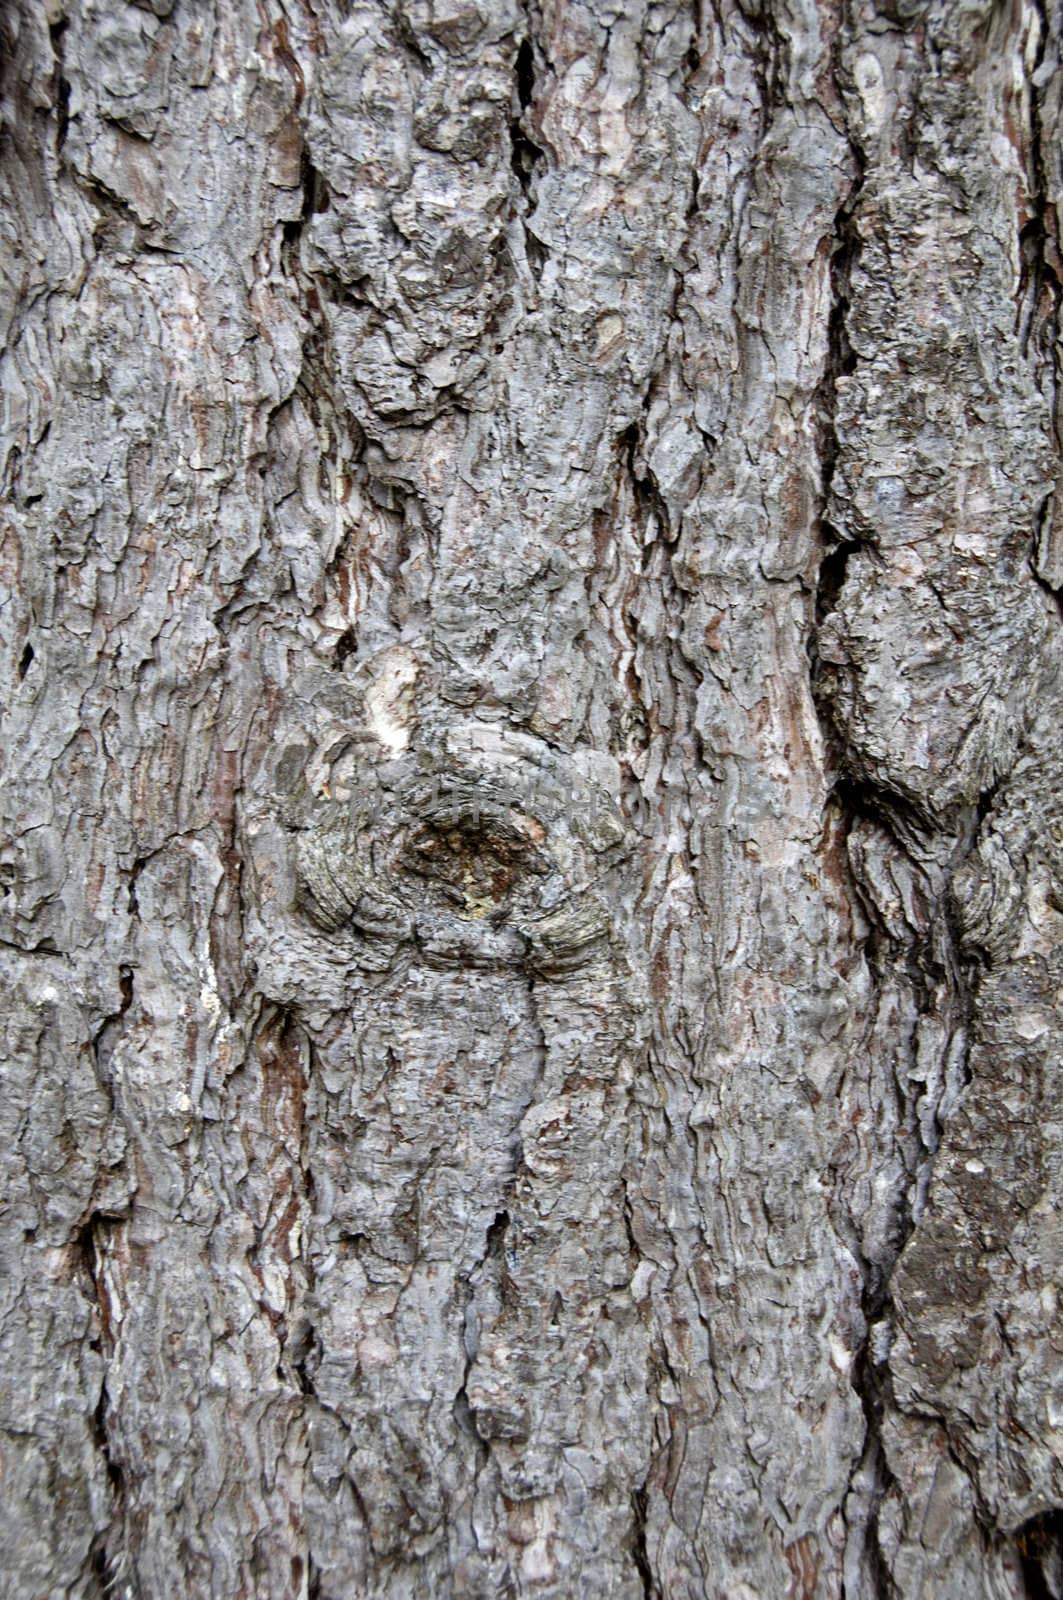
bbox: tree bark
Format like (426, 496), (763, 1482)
(1, 1), (1060, 1596)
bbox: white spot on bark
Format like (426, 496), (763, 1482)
(364, 646), (420, 753)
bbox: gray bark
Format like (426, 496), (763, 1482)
(0, 0), (1060, 1596)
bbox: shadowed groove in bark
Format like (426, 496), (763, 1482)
(1023, 0), (1062, 364)
(75, 1210), (129, 1599)
(807, 7), (1063, 1575)
(622, 419), (673, 548)
(631, 1484), (655, 1600)
(1015, 1508), (1063, 1600)
(90, 965), (134, 1094)
(739, 0), (788, 132)
(843, 1362), (901, 1600)
(814, 538), (860, 627)
(509, 5), (548, 280)
(811, 138), (865, 649)
(822, 788), (924, 1600)
(1023, 0), (1063, 616)
(283, 149), (329, 255)
(806, 63), (928, 1596)
(826, 770), (985, 1545)
(509, 37), (544, 191)
(48, 19), (69, 154)
(1032, 490), (1063, 615)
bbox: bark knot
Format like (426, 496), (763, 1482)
(290, 740), (626, 978)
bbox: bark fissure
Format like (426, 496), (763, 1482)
(48, 19), (69, 154)
(1016, 1507), (1063, 1600)
(811, 154), (865, 661)
(1032, 491), (1063, 615)
(508, 6), (547, 281)
(631, 1484), (655, 1600)
(509, 37), (545, 195)
(1022, 0), (1062, 363)
(805, 48), (1005, 1590)
(76, 1210), (131, 1600)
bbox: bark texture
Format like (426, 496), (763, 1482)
(1, 1), (1061, 1596)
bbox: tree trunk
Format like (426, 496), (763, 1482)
(1, 1), (1060, 1596)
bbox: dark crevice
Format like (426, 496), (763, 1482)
(483, 1208), (510, 1263)
(395, 10), (433, 74)
(1031, 493), (1063, 619)
(831, 773), (965, 913)
(18, 640), (34, 680)
(515, 36), (535, 109)
(940, 910), (977, 1102)
(1025, 0), (1063, 627)
(84, 176), (177, 257)
(83, 178), (130, 221)
(2, 445), (22, 508)
(816, 181), (863, 493)
(739, 0), (789, 135)
(822, 768), (975, 1598)
(808, 140), (866, 715)
(1018, 216), (1061, 361)
(454, 1209), (510, 1457)
(0, 932), (61, 954)
(75, 1212), (129, 1598)
(509, 120), (545, 194)
(970, 767), (1006, 835)
(809, 85), (866, 639)
(90, 965), (135, 1096)
(631, 1485), (655, 1598)
(509, 24), (547, 281)
(127, 855), (148, 918)
(1016, 1508), (1063, 1600)
(287, 1119), (318, 1407)
(284, 151), (330, 253)
(519, 222), (548, 281)
(278, 162), (364, 518)
(828, 934), (916, 1598)
(282, 1029), (320, 1600)
(522, 957), (549, 1088)
(814, 535), (860, 625)
(616, 382), (704, 848)
(825, 717), (983, 840)
(333, 626), (358, 669)
(621, 421), (672, 550)
(292, 1321), (317, 1402)
(1019, 0), (1062, 365)
(621, 1182), (644, 1271)
(844, 1355), (901, 1600)
(261, 1007), (315, 1386)
(840, 1198), (907, 1594)
(452, 1340), (479, 1440)
(834, 887), (977, 1591)
(49, 21), (70, 154)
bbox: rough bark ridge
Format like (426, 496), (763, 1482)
(0, 0), (1060, 1596)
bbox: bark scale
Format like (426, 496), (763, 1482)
(0, 1), (1060, 1596)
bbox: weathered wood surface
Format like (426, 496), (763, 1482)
(0, 1), (1060, 1595)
